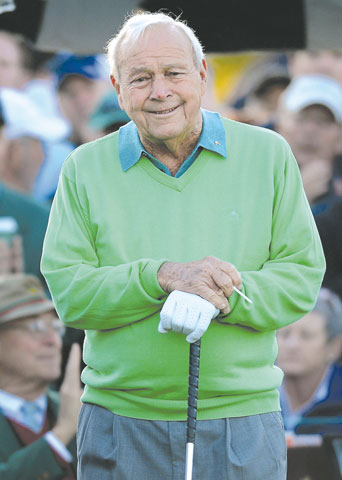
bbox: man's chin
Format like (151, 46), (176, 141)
(39, 368), (61, 383)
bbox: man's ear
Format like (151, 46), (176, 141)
(200, 58), (207, 96)
(328, 337), (342, 364)
(110, 75), (125, 111)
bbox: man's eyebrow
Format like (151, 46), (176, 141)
(128, 63), (189, 75)
(162, 63), (189, 70)
(128, 67), (151, 77)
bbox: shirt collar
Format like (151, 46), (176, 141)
(0, 389), (47, 417)
(118, 108), (226, 172)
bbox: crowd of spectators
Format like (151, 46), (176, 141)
(0, 29), (341, 479)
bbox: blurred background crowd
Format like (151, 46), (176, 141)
(0, 3), (341, 480)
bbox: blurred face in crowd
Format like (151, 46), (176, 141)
(290, 49), (342, 83)
(0, 125), (9, 175)
(0, 311), (63, 394)
(0, 33), (29, 88)
(0, 124), (44, 193)
(59, 75), (108, 124)
(276, 104), (340, 168)
(276, 311), (341, 379)
(12, 136), (44, 191)
(0, 136), (45, 194)
(112, 24), (207, 149)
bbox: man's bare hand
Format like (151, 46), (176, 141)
(52, 343), (83, 445)
(158, 256), (242, 314)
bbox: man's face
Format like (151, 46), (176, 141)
(0, 311), (63, 389)
(291, 50), (342, 83)
(112, 25), (207, 147)
(276, 311), (335, 378)
(276, 104), (340, 168)
(10, 136), (45, 193)
(0, 35), (28, 88)
(59, 75), (110, 126)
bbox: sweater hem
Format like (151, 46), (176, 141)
(82, 387), (281, 421)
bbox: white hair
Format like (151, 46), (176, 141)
(106, 11), (204, 80)
(313, 288), (342, 340)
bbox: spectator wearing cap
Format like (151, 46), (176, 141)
(227, 55), (290, 129)
(0, 87), (69, 195)
(275, 74), (342, 215)
(52, 54), (111, 146)
(89, 90), (130, 136)
(277, 287), (342, 435)
(0, 273), (82, 479)
(0, 102), (49, 281)
(0, 31), (73, 203)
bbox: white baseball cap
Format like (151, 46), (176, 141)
(281, 74), (342, 123)
(0, 87), (69, 142)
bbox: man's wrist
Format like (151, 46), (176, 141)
(157, 262), (174, 293)
(51, 424), (74, 446)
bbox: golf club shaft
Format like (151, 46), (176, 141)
(185, 443), (194, 480)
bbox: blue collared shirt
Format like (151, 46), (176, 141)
(118, 109), (227, 176)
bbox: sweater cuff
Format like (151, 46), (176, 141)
(140, 259), (169, 299)
(215, 283), (246, 323)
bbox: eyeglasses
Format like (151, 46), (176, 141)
(1, 318), (66, 337)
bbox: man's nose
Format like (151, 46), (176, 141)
(150, 76), (171, 99)
(41, 327), (62, 346)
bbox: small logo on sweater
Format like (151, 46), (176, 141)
(228, 210), (240, 222)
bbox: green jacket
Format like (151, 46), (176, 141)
(0, 390), (77, 480)
(41, 117), (325, 421)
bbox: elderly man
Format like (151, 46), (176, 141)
(0, 274), (82, 479)
(41, 12), (325, 480)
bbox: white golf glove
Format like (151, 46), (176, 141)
(159, 290), (220, 343)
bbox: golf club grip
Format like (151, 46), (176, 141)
(186, 339), (201, 444)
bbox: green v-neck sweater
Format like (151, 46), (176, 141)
(41, 117), (325, 421)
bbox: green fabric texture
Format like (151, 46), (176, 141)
(41, 117), (325, 421)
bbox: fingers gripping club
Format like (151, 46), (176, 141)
(159, 290), (219, 343)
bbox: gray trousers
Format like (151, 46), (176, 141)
(77, 403), (287, 480)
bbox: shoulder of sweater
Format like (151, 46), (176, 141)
(64, 131), (119, 166)
(220, 115), (290, 147)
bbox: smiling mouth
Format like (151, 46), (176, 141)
(148, 106), (179, 115)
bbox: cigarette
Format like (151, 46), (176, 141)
(233, 286), (253, 304)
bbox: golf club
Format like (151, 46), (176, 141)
(185, 338), (201, 480)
